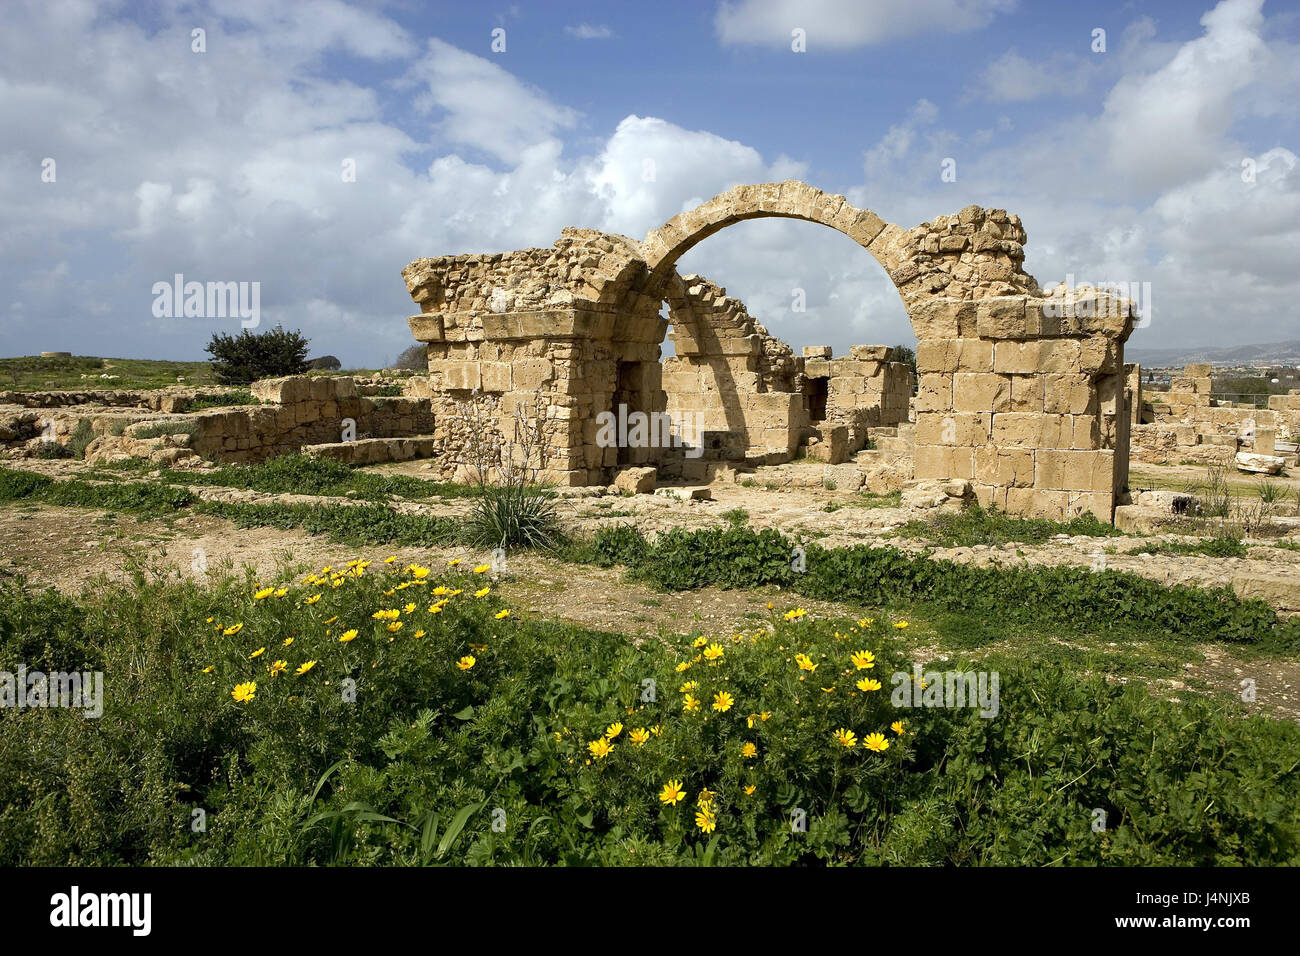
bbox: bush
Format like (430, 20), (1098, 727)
(67, 420), (96, 459)
(465, 484), (564, 551)
(205, 326), (310, 385)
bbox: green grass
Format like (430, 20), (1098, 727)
(846, 489), (902, 509)
(892, 504), (1124, 547)
(0, 355), (216, 390)
(0, 566), (1297, 866)
(1127, 534), (1249, 559)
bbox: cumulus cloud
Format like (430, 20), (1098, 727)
(715, 0), (1017, 49)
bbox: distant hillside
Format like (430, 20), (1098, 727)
(1125, 340), (1300, 368)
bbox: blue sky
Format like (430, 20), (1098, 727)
(2, 0), (1298, 367)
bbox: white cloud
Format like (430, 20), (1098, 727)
(565, 24), (614, 40)
(404, 39), (580, 164)
(715, 0), (1017, 49)
(977, 50), (1094, 102)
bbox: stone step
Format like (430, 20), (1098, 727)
(868, 426), (898, 438)
(873, 436), (913, 454)
(303, 436), (437, 465)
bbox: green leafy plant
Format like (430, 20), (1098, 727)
(205, 326), (310, 385)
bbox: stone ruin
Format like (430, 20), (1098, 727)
(1, 180), (1146, 523)
(402, 180), (1138, 520)
(1129, 362), (1300, 473)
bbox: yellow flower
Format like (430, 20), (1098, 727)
(371, 609), (400, 620)
(447, 557), (463, 566)
(741, 742), (758, 758)
(794, 653), (817, 673)
(821, 686), (835, 694)
(834, 727), (858, 749)
(386, 621), (403, 632)
(231, 681), (256, 702)
(295, 660), (317, 676)
(253, 587), (274, 600)
(384, 556), (397, 564)
(249, 647), (266, 659)
(269, 660), (288, 677)
(604, 722), (623, 739)
(339, 629), (358, 643)
(893, 620), (909, 629)
(683, 694), (701, 712)
(410, 566), (431, 579)
(857, 618), (873, 628)
(743, 785), (756, 796)
(323, 616), (338, 625)
(629, 728), (651, 746)
(473, 586), (492, 598)
(692, 636), (708, 648)
(273, 587), (288, 598)
(679, 680), (698, 693)
(784, 608), (807, 621)
(675, 661), (691, 673)
(205, 617), (214, 623)
(473, 564), (490, 574)
(413, 629), (426, 639)
(659, 780), (685, 805)
(851, 649), (876, 670)
(456, 655), (476, 671)
(201, 665), (215, 674)
(891, 720), (906, 735)
(863, 733), (890, 752)
(494, 609), (510, 620)
(855, 677), (882, 692)
(403, 602), (416, 614)
(303, 594), (321, 605)
(587, 738), (613, 759)
(712, 691), (735, 713)
(694, 805), (717, 834)
(703, 643), (724, 662)
(222, 623), (243, 636)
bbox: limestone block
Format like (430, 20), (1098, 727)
(480, 362), (512, 393)
(974, 298), (1030, 339)
(914, 411), (991, 446)
(431, 360), (481, 391)
(614, 466), (657, 494)
(974, 447), (1035, 487)
(1034, 449), (1115, 492)
(952, 373), (1010, 413)
(1042, 374), (1096, 415)
(991, 412), (1067, 448)
(803, 345), (832, 358)
(849, 345), (892, 361)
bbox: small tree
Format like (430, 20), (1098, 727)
(392, 344), (428, 371)
(205, 326), (310, 385)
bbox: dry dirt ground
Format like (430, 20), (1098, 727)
(2, 489), (1297, 723)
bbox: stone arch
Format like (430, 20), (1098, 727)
(641, 181), (901, 295)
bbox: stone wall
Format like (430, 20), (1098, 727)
(1130, 364), (1299, 465)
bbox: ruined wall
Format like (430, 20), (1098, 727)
(910, 284), (1134, 520)
(188, 376), (433, 464)
(1130, 364), (1298, 465)
(800, 345), (913, 459)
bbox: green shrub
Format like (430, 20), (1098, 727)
(465, 484), (564, 551)
(32, 440), (72, 459)
(67, 420), (96, 459)
(205, 326), (309, 385)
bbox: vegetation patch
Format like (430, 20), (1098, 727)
(892, 504), (1124, 547)
(0, 566), (1295, 866)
